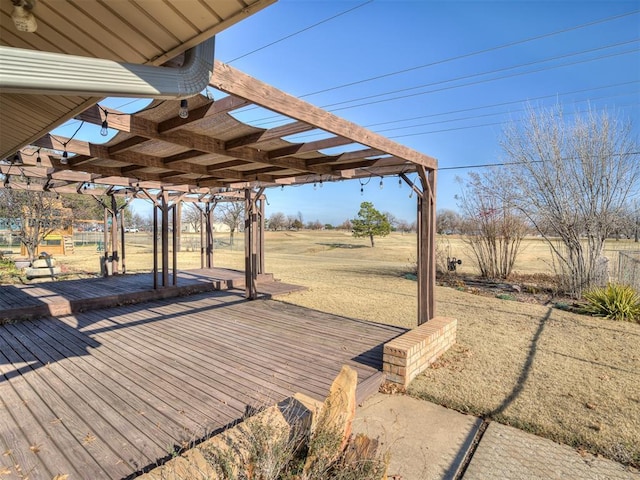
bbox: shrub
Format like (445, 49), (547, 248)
(582, 284), (640, 322)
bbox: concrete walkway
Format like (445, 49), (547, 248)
(353, 393), (639, 480)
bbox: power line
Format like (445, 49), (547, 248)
(436, 151), (640, 172)
(227, 0), (374, 63)
(388, 102), (639, 140)
(282, 89), (639, 142)
(243, 42), (638, 126)
(364, 82), (640, 129)
(298, 9), (640, 99)
(322, 39), (639, 110)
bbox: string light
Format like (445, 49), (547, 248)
(313, 182), (317, 190)
(36, 149), (41, 166)
(358, 177), (371, 196)
(398, 176), (402, 188)
(13, 153), (21, 164)
(60, 150), (69, 165)
(100, 111), (109, 136)
(319, 179), (323, 188)
(179, 99), (189, 119)
(379, 178), (384, 190)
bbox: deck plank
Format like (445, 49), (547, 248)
(0, 286), (405, 479)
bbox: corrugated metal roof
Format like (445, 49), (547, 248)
(0, 0), (277, 158)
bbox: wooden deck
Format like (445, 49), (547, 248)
(0, 268), (305, 323)
(0, 287), (405, 479)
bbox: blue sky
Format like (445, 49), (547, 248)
(55, 0), (639, 226)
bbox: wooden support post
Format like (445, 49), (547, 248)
(153, 204), (158, 289)
(244, 189), (256, 299)
(103, 206), (109, 273)
(416, 168), (437, 324)
(172, 203), (178, 286)
(175, 201), (182, 254)
(110, 194), (119, 274)
(251, 201), (258, 286)
(120, 212), (126, 274)
(200, 208), (205, 269)
(427, 169), (437, 319)
(161, 194), (169, 287)
(207, 203), (214, 268)
(258, 197), (265, 274)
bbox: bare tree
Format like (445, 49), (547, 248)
(306, 220), (323, 230)
(217, 201), (244, 246)
(500, 105), (640, 295)
(268, 211), (286, 231)
(396, 219), (415, 234)
(0, 188), (71, 260)
(457, 172), (529, 279)
(337, 219), (352, 231)
(182, 203), (201, 233)
(436, 209), (462, 235)
(287, 214), (303, 230)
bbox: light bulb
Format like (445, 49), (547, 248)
(11, 4), (37, 32)
(313, 182), (317, 190)
(61, 151), (68, 165)
(379, 179), (384, 190)
(319, 180), (323, 188)
(100, 119), (109, 136)
(360, 186), (364, 196)
(398, 177), (402, 188)
(36, 153), (41, 165)
(179, 99), (189, 119)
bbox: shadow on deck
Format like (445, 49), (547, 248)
(0, 274), (405, 479)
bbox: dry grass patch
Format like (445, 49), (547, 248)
(409, 287), (640, 468)
(9, 231), (640, 468)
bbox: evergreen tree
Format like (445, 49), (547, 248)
(351, 201), (391, 247)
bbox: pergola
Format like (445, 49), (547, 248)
(2, 59), (438, 323)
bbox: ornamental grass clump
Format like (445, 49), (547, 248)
(582, 283), (640, 322)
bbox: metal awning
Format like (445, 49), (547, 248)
(0, 0), (277, 159)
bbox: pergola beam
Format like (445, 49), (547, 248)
(210, 61), (437, 171)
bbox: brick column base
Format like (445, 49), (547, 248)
(383, 317), (457, 388)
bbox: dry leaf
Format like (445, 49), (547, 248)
(82, 433), (96, 445)
(29, 444), (41, 454)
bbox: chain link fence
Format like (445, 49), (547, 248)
(615, 250), (640, 290)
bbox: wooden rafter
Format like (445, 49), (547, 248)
(210, 61), (437, 171)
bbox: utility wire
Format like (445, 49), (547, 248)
(298, 9), (640, 99)
(436, 151), (640, 171)
(363, 81), (639, 128)
(388, 101), (639, 140)
(323, 39), (639, 110)
(227, 0), (374, 63)
(244, 43), (638, 125)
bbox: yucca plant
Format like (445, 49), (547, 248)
(582, 283), (640, 322)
